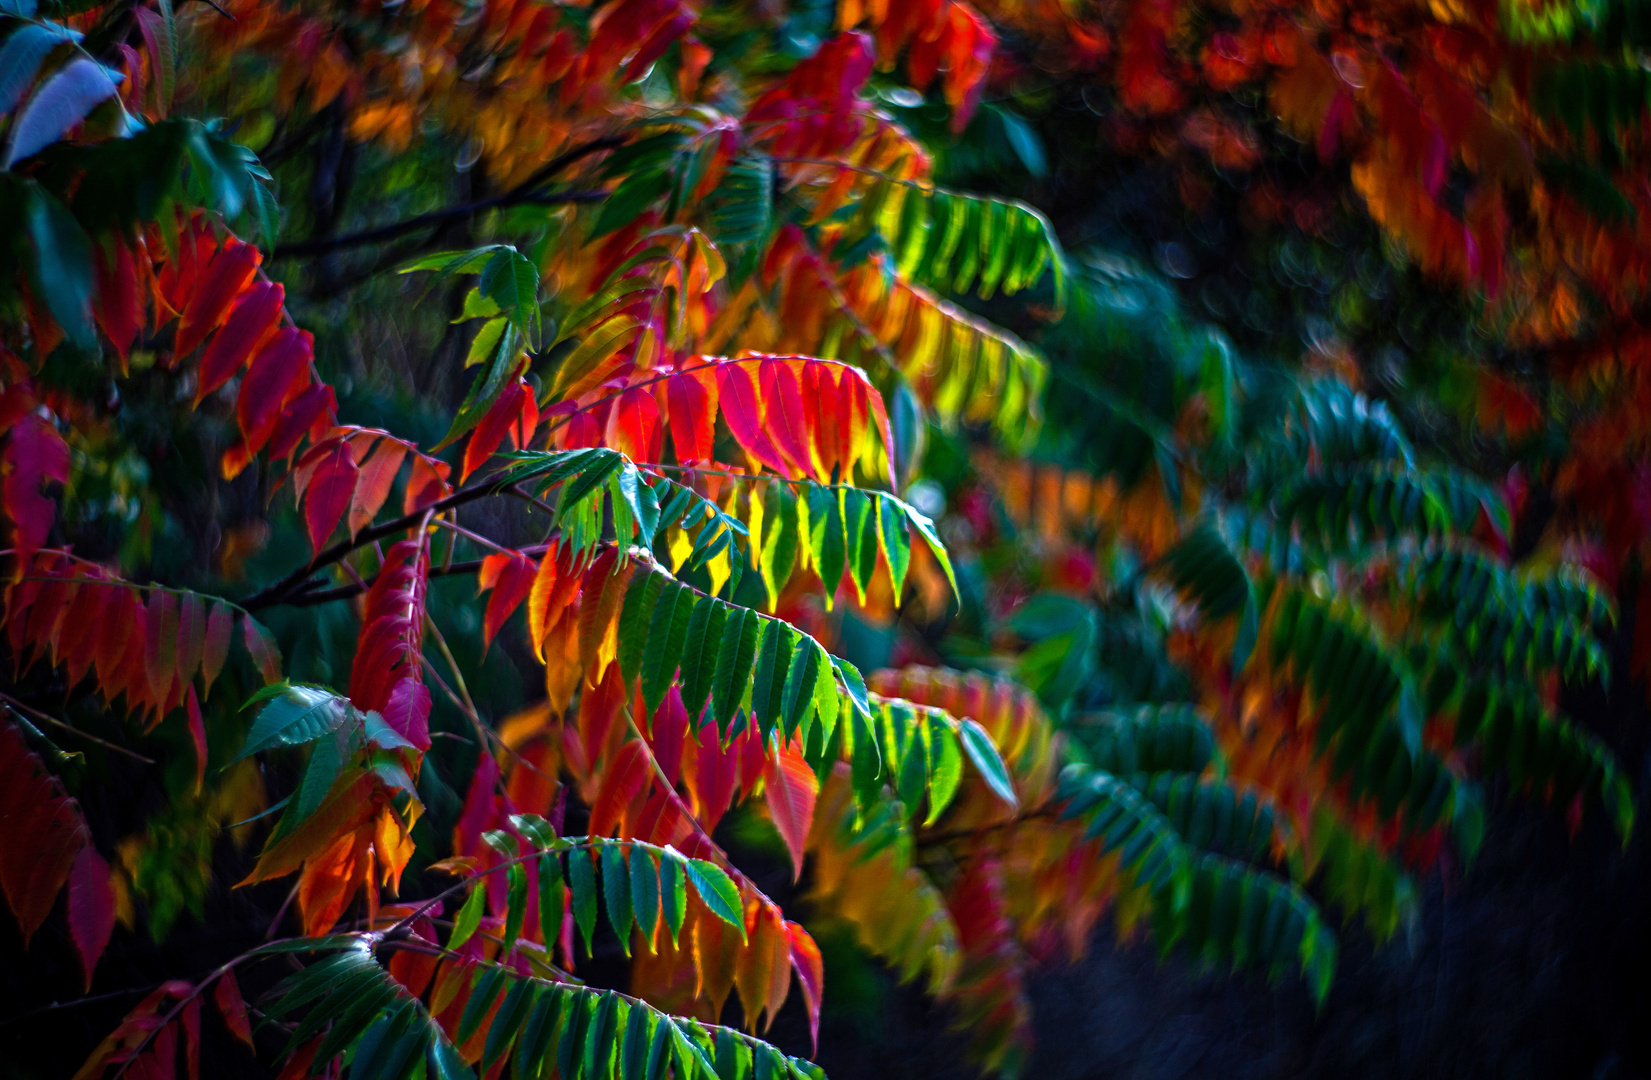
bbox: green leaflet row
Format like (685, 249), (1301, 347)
(495, 447), (956, 605)
(610, 562), (1014, 811)
(261, 935), (822, 1080)
(460, 824), (747, 959)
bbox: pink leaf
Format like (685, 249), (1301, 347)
(382, 677), (432, 751)
(200, 602), (233, 699)
(241, 616), (283, 685)
(67, 842), (115, 991)
(3, 412), (70, 565)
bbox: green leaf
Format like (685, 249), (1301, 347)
(618, 571), (668, 686)
(924, 726), (964, 826)
(234, 685), (351, 762)
(482, 977), (536, 1070)
(601, 841), (633, 955)
(711, 606), (761, 739)
(502, 862), (529, 955)
(538, 852), (566, 951)
(570, 851), (599, 956)
(591, 168), (673, 239)
(958, 719), (1017, 808)
(901, 501), (957, 598)
(780, 638), (825, 743)
(842, 489), (877, 600)
(18, 180), (96, 348)
(876, 496), (912, 599)
(449, 882), (487, 951)
(479, 246), (540, 342)
(750, 619), (796, 741)
(621, 996), (654, 1080)
(659, 850), (687, 946)
(630, 844), (660, 949)
(684, 859), (744, 938)
(556, 988), (590, 1080)
(678, 597), (727, 724)
(583, 991), (621, 1080)
(642, 585), (696, 715)
(806, 486), (846, 608)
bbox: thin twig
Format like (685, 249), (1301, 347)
(0, 694), (155, 764)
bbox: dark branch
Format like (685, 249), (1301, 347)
(239, 481), (507, 611)
(273, 543), (556, 608)
(269, 135), (624, 260)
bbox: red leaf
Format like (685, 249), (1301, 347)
(349, 439), (408, 538)
(805, 362), (844, 480)
(176, 593), (206, 688)
(478, 552), (537, 650)
(588, 739), (652, 839)
(381, 677), (432, 751)
(3, 412), (71, 565)
(144, 590), (179, 709)
(763, 738), (816, 880)
(786, 920), (824, 1055)
(266, 383), (338, 463)
(302, 439), (360, 553)
(194, 280), (284, 406)
(462, 379), (531, 482)
(67, 842), (114, 991)
(212, 970), (254, 1050)
(174, 240), (262, 359)
(236, 328), (313, 454)
(200, 602), (233, 700)
(718, 360), (788, 474)
(690, 717), (739, 832)
(607, 386), (660, 463)
(0, 719), (87, 944)
(665, 367), (717, 464)
(760, 358), (816, 479)
(185, 684), (207, 795)
(92, 237), (141, 364)
(242, 615), (283, 685)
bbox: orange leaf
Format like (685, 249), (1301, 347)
(350, 439), (409, 538)
(764, 738), (817, 880)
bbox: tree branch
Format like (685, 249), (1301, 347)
(269, 135), (624, 260)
